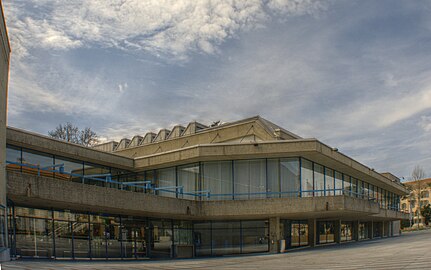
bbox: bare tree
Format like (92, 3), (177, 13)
(48, 122), (99, 146)
(79, 127), (99, 147)
(411, 165), (426, 228)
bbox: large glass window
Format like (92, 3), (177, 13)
(22, 149), (54, 178)
(241, 220), (268, 253)
(193, 222), (212, 256)
(325, 168), (334, 196)
(178, 164), (200, 200)
(15, 215), (54, 258)
(351, 178), (358, 197)
(267, 159), (280, 198)
(357, 180), (363, 199)
(335, 171), (343, 195)
(341, 222), (353, 242)
(301, 159), (314, 197)
(6, 145), (22, 172)
(314, 164), (324, 197)
(318, 221), (335, 244)
(151, 220), (173, 258)
(290, 220), (308, 248)
(202, 161), (233, 200)
(280, 158), (300, 197)
(155, 168), (177, 198)
(84, 162), (110, 187)
(54, 156), (84, 183)
(234, 160), (266, 199)
(212, 221), (241, 255)
(343, 175), (351, 196)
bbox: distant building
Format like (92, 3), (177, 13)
(401, 178), (431, 226)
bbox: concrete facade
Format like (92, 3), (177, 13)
(2, 122), (409, 260)
(0, 0), (11, 262)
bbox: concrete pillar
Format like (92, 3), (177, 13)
(308, 219), (317, 247)
(334, 220), (342, 244)
(382, 221), (386, 237)
(0, 3), (11, 262)
(368, 221), (374, 239)
(269, 217), (281, 253)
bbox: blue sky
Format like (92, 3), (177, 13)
(4, 0), (431, 179)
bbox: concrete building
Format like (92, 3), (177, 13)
(0, 0), (11, 262)
(401, 178), (431, 226)
(0, 1), (408, 262)
(1, 116), (408, 261)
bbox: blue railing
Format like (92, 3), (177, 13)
(5, 160), (400, 210)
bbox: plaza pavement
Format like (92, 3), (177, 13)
(2, 230), (431, 270)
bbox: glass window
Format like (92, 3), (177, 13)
(202, 161), (233, 200)
(267, 159), (280, 198)
(301, 159), (313, 197)
(241, 220), (268, 253)
(84, 162), (110, 187)
(335, 171), (343, 195)
(343, 175), (351, 196)
(54, 156), (84, 183)
(234, 160), (266, 200)
(22, 149), (54, 178)
(151, 220), (173, 258)
(357, 180), (363, 199)
(351, 178), (358, 197)
(193, 222), (212, 256)
(156, 167), (177, 198)
(212, 221), (240, 255)
(325, 168), (334, 196)
(15, 215), (54, 258)
(6, 145), (22, 172)
(314, 164), (324, 197)
(318, 221), (335, 244)
(53, 220), (72, 258)
(178, 164), (199, 200)
(73, 221), (90, 258)
(280, 158), (300, 197)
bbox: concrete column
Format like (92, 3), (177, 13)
(269, 217), (281, 253)
(368, 221), (374, 239)
(308, 219), (317, 247)
(0, 3), (11, 262)
(334, 220), (342, 244)
(382, 221), (386, 237)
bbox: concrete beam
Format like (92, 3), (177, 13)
(6, 127), (134, 170)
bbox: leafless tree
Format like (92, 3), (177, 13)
(411, 165), (426, 228)
(48, 122), (99, 146)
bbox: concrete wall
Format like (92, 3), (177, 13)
(0, 1), (10, 262)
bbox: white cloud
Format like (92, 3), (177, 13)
(419, 115), (431, 132)
(118, 82), (128, 93)
(4, 0), (326, 60)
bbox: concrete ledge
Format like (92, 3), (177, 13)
(7, 171), (199, 219)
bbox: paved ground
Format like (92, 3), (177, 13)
(2, 230), (431, 270)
